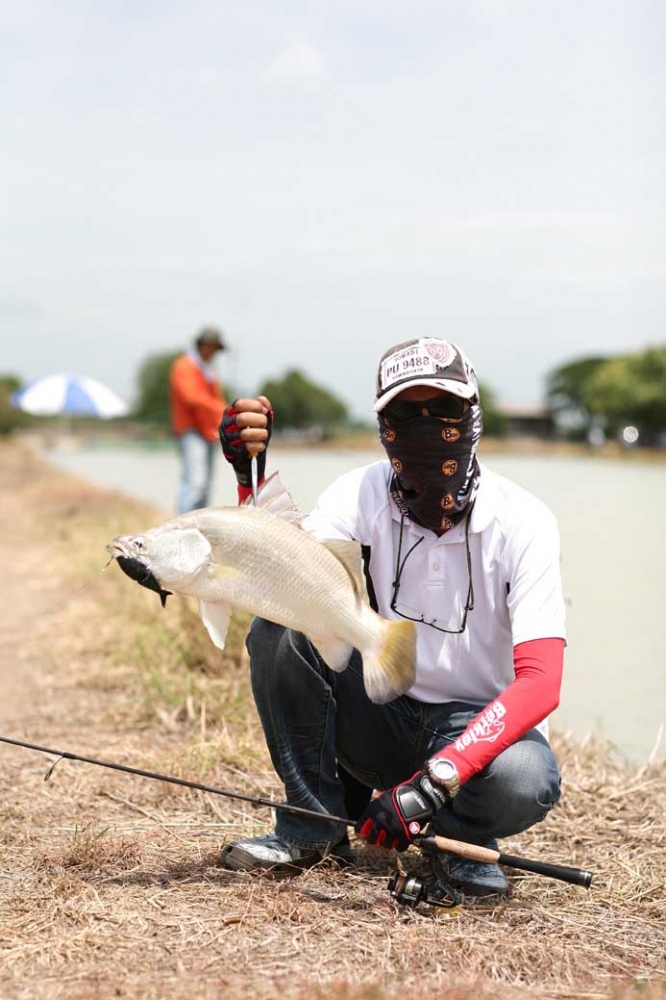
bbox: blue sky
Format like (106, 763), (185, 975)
(2, 0), (664, 416)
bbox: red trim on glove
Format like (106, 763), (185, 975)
(236, 479), (266, 505)
(431, 637), (564, 785)
(359, 818), (374, 839)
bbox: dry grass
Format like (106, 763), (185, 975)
(0, 440), (663, 1000)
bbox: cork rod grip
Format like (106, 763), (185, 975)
(427, 835), (593, 888)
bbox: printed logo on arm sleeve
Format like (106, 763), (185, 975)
(455, 699), (506, 753)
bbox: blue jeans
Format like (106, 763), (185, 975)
(176, 431), (216, 513)
(247, 618), (562, 851)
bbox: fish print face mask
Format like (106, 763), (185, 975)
(378, 404), (483, 533)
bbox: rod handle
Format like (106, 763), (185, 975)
(425, 835), (593, 888)
(498, 852), (593, 888)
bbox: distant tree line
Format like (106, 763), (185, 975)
(131, 352), (508, 439)
(133, 353), (353, 437)
(9, 343), (662, 444)
(0, 351), (508, 440)
(546, 345), (666, 443)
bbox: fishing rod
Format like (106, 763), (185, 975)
(249, 450), (259, 505)
(1, 734), (593, 895)
(0, 735), (348, 826)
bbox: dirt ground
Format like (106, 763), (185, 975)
(0, 441), (664, 1000)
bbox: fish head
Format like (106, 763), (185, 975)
(108, 524), (213, 605)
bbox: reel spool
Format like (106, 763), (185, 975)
(388, 871), (461, 911)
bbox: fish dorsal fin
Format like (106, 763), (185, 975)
(322, 539), (367, 604)
(242, 472), (303, 526)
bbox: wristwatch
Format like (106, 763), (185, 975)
(425, 757), (460, 799)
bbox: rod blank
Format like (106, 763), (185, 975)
(0, 735), (349, 825)
(1, 735), (594, 888)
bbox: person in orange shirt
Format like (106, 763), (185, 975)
(170, 327), (228, 513)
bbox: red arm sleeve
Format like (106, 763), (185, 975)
(430, 637), (564, 785)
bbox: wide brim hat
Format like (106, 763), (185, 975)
(196, 327), (226, 350)
(374, 338), (479, 411)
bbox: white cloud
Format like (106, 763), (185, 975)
(267, 42), (327, 80)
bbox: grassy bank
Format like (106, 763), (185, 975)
(0, 440), (663, 1000)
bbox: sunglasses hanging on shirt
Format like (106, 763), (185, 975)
(390, 508), (475, 634)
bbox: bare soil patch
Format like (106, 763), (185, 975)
(0, 441), (663, 1000)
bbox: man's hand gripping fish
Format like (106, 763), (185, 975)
(108, 474), (415, 704)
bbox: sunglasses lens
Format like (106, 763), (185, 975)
(429, 396), (467, 419)
(384, 399), (420, 421)
(384, 395), (468, 421)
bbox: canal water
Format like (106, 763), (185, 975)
(46, 439), (666, 763)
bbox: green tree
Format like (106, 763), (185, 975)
(545, 355), (608, 434)
(478, 381), (508, 438)
(259, 369), (349, 437)
(582, 346), (666, 440)
(0, 375), (30, 436)
(134, 351), (180, 425)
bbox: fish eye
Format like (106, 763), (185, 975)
(135, 538), (144, 550)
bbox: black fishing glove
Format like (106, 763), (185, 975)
(355, 771), (450, 852)
(219, 402), (273, 489)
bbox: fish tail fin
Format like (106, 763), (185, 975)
(362, 619), (416, 704)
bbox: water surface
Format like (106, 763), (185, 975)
(46, 439), (666, 763)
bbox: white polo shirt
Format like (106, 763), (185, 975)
(303, 460), (566, 707)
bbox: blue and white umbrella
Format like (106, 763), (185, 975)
(11, 373), (130, 419)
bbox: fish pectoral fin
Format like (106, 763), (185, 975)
(177, 528), (213, 574)
(199, 601), (233, 650)
(242, 472), (304, 525)
(321, 540), (367, 603)
(311, 636), (353, 672)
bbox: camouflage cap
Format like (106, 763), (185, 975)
(374, 338), (479, 411)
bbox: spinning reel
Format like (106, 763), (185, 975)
(388, 870), (461, 910)
(388, 835), (462, 911)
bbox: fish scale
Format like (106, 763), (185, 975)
(203, 508), (375, 648)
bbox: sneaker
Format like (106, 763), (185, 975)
(220, 832), (354, 875)
(441, 841), (509, 898)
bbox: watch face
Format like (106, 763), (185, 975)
(431, 759), (456, 782)
(427, 758), (460, 797)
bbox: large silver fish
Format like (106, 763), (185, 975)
(108, 474), (415, 704)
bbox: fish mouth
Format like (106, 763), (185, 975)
(110, 546), (173, 608)
(107, 540), (132, 560)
